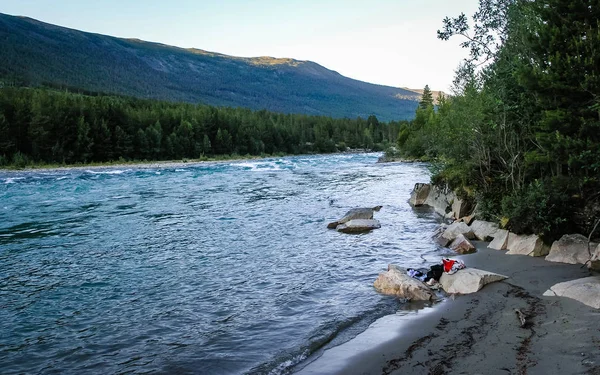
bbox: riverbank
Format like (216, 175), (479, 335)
(0, 151), (377, 173)
(295, 241), (600, 375)
(0, 155), (268, 173)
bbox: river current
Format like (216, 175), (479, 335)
(0, 153), (444, 374)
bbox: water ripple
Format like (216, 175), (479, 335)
(0, 153), (440, 375)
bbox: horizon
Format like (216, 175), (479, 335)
(1, 0), (479, 92)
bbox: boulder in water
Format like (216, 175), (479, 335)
(327, 206), (382, 229)
(374, 264), (436, 301)
(336, 219), (381, 233)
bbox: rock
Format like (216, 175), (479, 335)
(589, 244), (600, 270)
(461, 214), (476, 225)
(506, 233), (550, 257)
(336, 219), (381, 233)
(440, 268), (508, 294)
(450, 234), (476, 254)
(545, 234), (598, 265)
(451, 198), (472, 220)
(470, 220), (499, 241)
(424, 184), (456, 217)
(543, 276), (600, 309)
(488, 229), (509, 250)
(436, 235), (452, 247)
(442, 222), (475, 241)
(327, 206), (382, 229)
(409, 183), (431, 206)
(374, 264), (436, 301)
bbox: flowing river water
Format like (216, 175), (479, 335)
(0, 153), (445, 374)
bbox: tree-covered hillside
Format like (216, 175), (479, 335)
(0, 13), (419, 121)
(0, 87), (404, 166)
(395, 0), (600, 240)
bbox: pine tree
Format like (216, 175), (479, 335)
(419, 85), (434, 109)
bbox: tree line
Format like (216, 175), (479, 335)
(0, 87), (405, 167)
(396, 0), (600, 240)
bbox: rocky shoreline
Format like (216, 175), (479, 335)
(296, 182), (600, 375)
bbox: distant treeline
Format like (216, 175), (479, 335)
(0, 87), (405, 166)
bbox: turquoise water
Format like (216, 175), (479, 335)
(0, 153), (443, 374)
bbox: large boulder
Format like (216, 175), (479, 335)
(506, 233), (550, 257)
(336, 219), (381, 233)
(328, 206), (382, 229)
(374, 264), (436, 301)
(470, 220), (499, 241)
(545, 234), (598, 265)
(543, 276), (600, 309)
(440, 268), (508, 294)
(450, 234), (476, 254)
(442, 222), (475, 241)
(488, 229), (509, 250)
(451, 197), (472, 220)
(409, 183), (431, 206)
(424, 184), (456, 217)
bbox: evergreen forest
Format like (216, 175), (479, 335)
(395, 0), (600, 239)
(0, 87), (402, 167)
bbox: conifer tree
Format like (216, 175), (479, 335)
(419, 85), (434, 109)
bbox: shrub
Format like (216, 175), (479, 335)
(12, 152), (29, 168)
(500, 180), (572, 238)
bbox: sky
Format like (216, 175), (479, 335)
(1, 0), (480, 92)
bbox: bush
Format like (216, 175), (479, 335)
(500, 180), (572, 238)
(12, 152), (29, 168)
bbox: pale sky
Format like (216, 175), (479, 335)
(1, 0), (480, 92)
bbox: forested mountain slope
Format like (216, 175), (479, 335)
(0, 13), (419, 121)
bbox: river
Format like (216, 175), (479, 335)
(0, 153), (443, 374)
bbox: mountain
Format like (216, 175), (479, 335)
(0, 13), (421, 121)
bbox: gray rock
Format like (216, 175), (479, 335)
(450, 234), (476, 254)
(543, 276), (600, 309)
(451, 197), (471, 220)
(424, 184), (456, 217)
(488, 229), (509, 250)
(506, 233), (550, 257)
(374, 264), (436, 301)
(440, 268), (508, 294)
(436, 235), (452, 247)
(545, 234), (598, 265)
(336, 219), (381, 233)
(328, 206), (382, 229)
(409, 183), (431, 207)
(470, 220), (499, 241)
(442, 222), (475, 241)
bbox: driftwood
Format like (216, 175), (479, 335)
(515, 309), (527, 328)
(582, 218), (600, 268)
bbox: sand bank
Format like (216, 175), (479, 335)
(296, 242), (600, 375)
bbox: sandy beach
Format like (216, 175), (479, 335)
(296, 241), (600, 375)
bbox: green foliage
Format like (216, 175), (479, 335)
(500, 180), (571, 237)
(12, 152), (29, 168)
(0, 87), (402, 167)
(398, 0), (600, 238)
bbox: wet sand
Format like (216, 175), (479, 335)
(296, 242), (600, 375)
